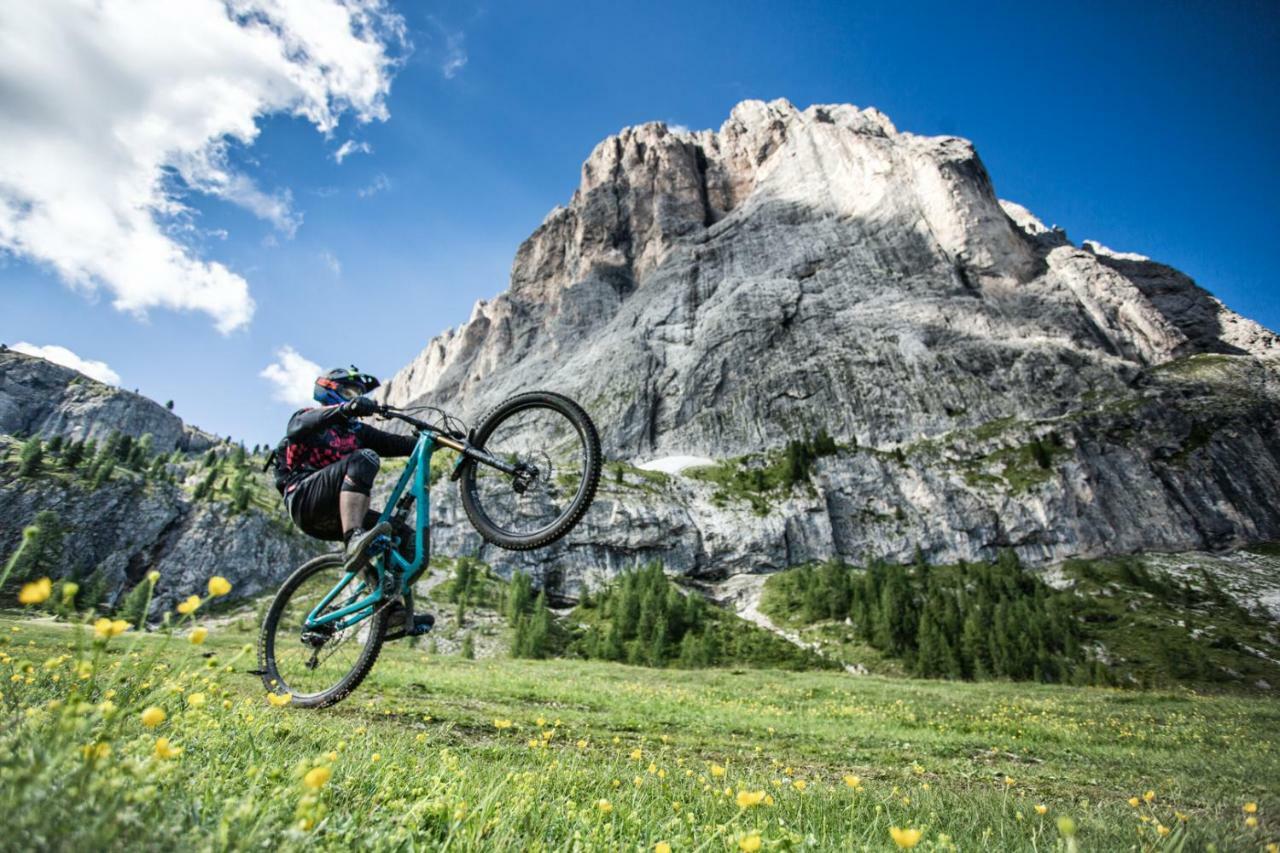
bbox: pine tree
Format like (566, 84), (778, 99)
(46, 434), (64, 456)
(505, 571), (533, 622)
(17, 436), (44, 476)
(460, 633), (475, 659)
(193, 468), (217, 501)
(118, 579), (153, 629)
(90, 456), (113, 489)
(62, 439), (86, 470)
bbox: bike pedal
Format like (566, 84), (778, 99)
(385, 614), (435, 642)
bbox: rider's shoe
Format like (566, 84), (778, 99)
(384, 600), (435, 639)
(343, 522), (392, 572)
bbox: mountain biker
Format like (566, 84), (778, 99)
(269, 366), (431, 633)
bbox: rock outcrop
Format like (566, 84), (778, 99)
(376, 99), (1280, 593)
(0, 350), (320, 611)
(0, 350), (216, 452)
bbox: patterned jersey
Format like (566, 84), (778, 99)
(271, 405), (415, 494)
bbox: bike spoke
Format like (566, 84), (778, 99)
(271, 566), (377, 697)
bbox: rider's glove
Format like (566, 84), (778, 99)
(341, 396), (378, 418)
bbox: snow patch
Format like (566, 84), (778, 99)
(637, 455), (717, 474)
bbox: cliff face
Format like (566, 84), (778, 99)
(0, 349), (216, 452)
(0, 350), (320, 612)
(376, 99), (1280, 589)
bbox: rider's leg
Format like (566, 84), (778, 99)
(338, 491), (371, 539)
(339, 449), (380, 542)
(339, 450), (391, 566)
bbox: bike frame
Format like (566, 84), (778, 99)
(303, 430), (440, 632)
(302, 413), (521, 633)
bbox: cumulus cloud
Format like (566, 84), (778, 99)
(334, 140), (373, 163)
(0, 0), (405, 333)
(12, 342), (121, 385)
(260, 346), (323, 407)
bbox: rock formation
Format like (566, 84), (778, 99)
(376, 99), (1280, 592)
(0, 350), (321, 612)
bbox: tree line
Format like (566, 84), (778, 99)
(771, 551), (1100, 683)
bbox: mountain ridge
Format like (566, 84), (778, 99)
(373, 98), (1280, 588)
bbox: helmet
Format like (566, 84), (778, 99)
(314, 366), (380, 406)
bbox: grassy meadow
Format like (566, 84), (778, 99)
(1, 601), (1276, 851)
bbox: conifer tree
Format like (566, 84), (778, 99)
(17, 436), (44, 476)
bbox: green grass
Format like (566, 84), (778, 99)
(0, 610), (1276, 850)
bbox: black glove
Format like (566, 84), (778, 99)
(341, 396), (378, 418)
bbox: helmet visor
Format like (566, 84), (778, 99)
(335, 384), (364, 402)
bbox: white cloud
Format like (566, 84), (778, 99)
(357, 172), (392, 198)
(334, 140), (373, 163)
(319, 250), (342, 277)
(441, 31), (468, 79)
(260, 345), (323, 407)
(0, 0), (405, 334)
(12, 342), (121, 385)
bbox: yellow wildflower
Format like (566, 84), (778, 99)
(189, 627), (208, 645)
(577, 739), (588, 749)
(1004, 776), (1015, 787)
(793, 779), (807, 792)
(18, 577), (52, 605)
(207, 576), (232, 596)
(1244, 802), (1258, 814)
(1035, 804), (1048, 815)
(736, 789), (766, 808)
(890, 827), (922, 849)
(154, 737), (182, 760)
(595, 799), (612, 813)
(267, 692), (293, 707)
(371, 753), (381, 763)
(630, 748), (643, 760)
(739, 834), (761, 852)
(1247, 816), (1259, 829)
(147, 570), (161, 583)
(61, 582), (79, 604)
(493, 719), (513, 729)
(1128, 797), (1140, 808)
(1156, 825), (1170, 837)
(303, 766), (331, 790)
(655, 843), (672, 853)
(177, 595), (201, 615)
(710, 763), (726, 778)
(140, 706), (166, 727)
(1143, 790), (1155, 803)
(187, 692), (206, 708)
(843, 774), (860, 788)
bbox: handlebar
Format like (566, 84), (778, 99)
(376, 405), (466, 442)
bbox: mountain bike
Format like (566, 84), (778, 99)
(257, 391), (601, 708)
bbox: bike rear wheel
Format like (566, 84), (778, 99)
(258, 553), (388, 709)
(458, 391), (601, 551)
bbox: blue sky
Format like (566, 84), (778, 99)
(2, 0), (1278, 445)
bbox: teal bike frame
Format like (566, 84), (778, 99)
(302, 430), (441, 632)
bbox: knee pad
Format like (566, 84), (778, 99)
(340, 449), (381, 494)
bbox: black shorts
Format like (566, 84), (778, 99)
(286, 457), (383, 541)
(285, 456), (417, 562)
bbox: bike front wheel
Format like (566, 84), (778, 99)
(258, 553), (388, 709)
(458, 391), (601, 550)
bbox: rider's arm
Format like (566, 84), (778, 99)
(286, 406), (348, 439)
(356, 424), (418, 458)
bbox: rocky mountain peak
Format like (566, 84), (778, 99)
(380, 99), (1276, 460)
